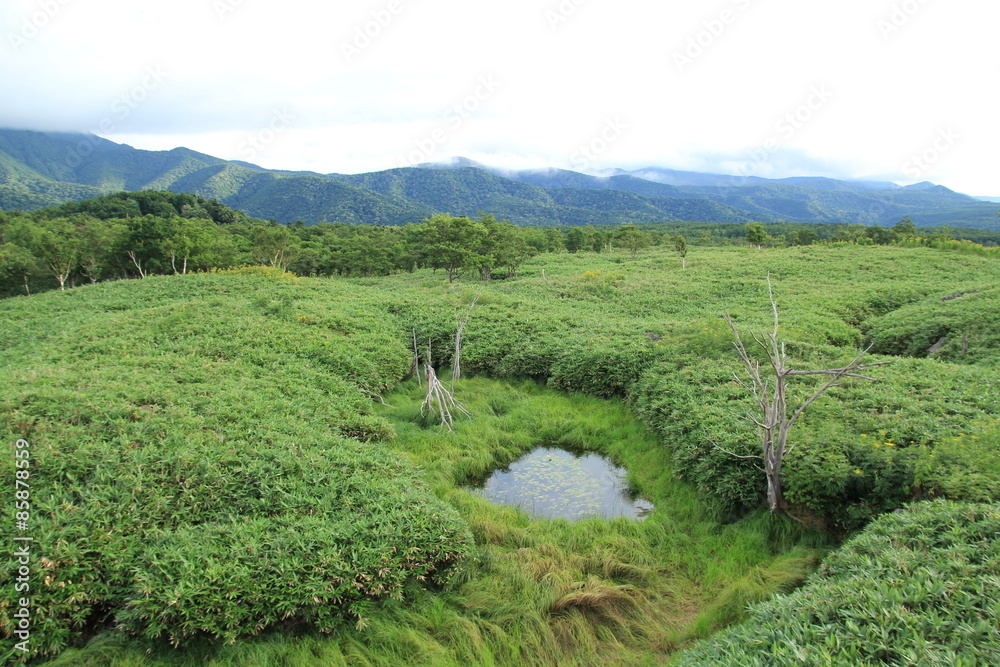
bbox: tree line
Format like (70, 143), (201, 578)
(2, 191), (995, 298)
(0, 192), (672, 297)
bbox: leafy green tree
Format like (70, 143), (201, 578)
(76, 217), (126, 283)
(196, 221), (240, 271)
(544, 229), (564, 253)
(591, 230), (610, 253)
(865, 225), (897, 246)
(117, 216), (180, 278)
(927, 225), (954, 243)
(790, 229), (818, 246)
(471, 213), (534, 280)
(519, 228), (549, 254)
(614, 225), (651, 258)
(745, 222), (767, 249)
(0, 242), (37, 295)
(418, 214), (486, 282)
(893, 216), (917, 239)
(168, 217), (240, 273)
(833, 224), (869, 244)
(248, 224), (298, 271)
(336, 229), (402, 277)
(565, 228), (585, 254)
(180, 203), (212, 220)
(22, 218), (79, 290)
(674, 234), (687, 268)
(491, 224), (535, 279)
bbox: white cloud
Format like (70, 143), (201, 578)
(2, 0), (998, 194)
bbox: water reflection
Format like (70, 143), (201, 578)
(469, 447), (654, 521)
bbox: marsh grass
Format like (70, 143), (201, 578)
(36, 376), (823, 667)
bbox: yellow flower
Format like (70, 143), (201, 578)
(860, 434), (868, 437)
(885, 442), (895, 447)
(854, 469), (862, 475)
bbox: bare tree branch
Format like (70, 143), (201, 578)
(422, 365), (472, 430)
(360, 388), (394, 408)
(722, 276), (891, 513)
(452, 287), (483, 383)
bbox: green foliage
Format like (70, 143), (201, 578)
(893, 215), (917, 238)
(547, 340), (654, 398)
(613, 224), (653, 258)
(0, 274), (471, 659)
(2, 240), (1000, 664)
(674, 500), (1000, 666)
(862, 287), (1000, 364)
(629, 354), (763, 509)
(0, 242), (37, 294)
(745, 222), (767, 247)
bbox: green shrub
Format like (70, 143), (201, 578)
(674, 500), (1000, 666)
(548, 340), (654, 398)
(0, 275), (473, 660)
(862, 287), (1000, 364)
(629, 355), (763, 510)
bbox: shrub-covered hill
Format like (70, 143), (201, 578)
(2, 244), (999, 664)
(674, 500), (1000, 665)
(0, 269), (473, 658)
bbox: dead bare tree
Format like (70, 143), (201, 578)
(125, 250), (147, 279)
(421, 365), (472, 430)
(452, 288), (483, 382)
(411, 328), (422, 388)
(723, 276), (891, 514)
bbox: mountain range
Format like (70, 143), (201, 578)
(1, 129), (997, 229)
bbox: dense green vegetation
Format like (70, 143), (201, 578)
(3, 191), (997, 300)
(675, 500), (1000, 665)
(2, 233), (998, 664)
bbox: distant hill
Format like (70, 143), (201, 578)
(1, 129), (997, 229)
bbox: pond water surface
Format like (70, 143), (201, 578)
(469, 447), (654, 521)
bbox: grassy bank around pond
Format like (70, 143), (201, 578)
(39, 376), (823, 666)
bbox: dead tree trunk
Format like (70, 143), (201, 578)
(421, 365), (471, 430)
(411, 328), (422, 388)
(723, 276), (890, 514)
(452, 288), (483, 382)
(126, 251), (147, 279)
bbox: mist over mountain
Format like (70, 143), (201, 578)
(2, 129), (997, 229)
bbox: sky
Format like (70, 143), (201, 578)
(2, 0), (998, 195)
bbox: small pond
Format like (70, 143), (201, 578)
(468, 447), (654, 521)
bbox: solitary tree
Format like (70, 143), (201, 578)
(673, 234), (687, 268)
(745, 222), (767, 249)
(723, 277), (890, 514)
